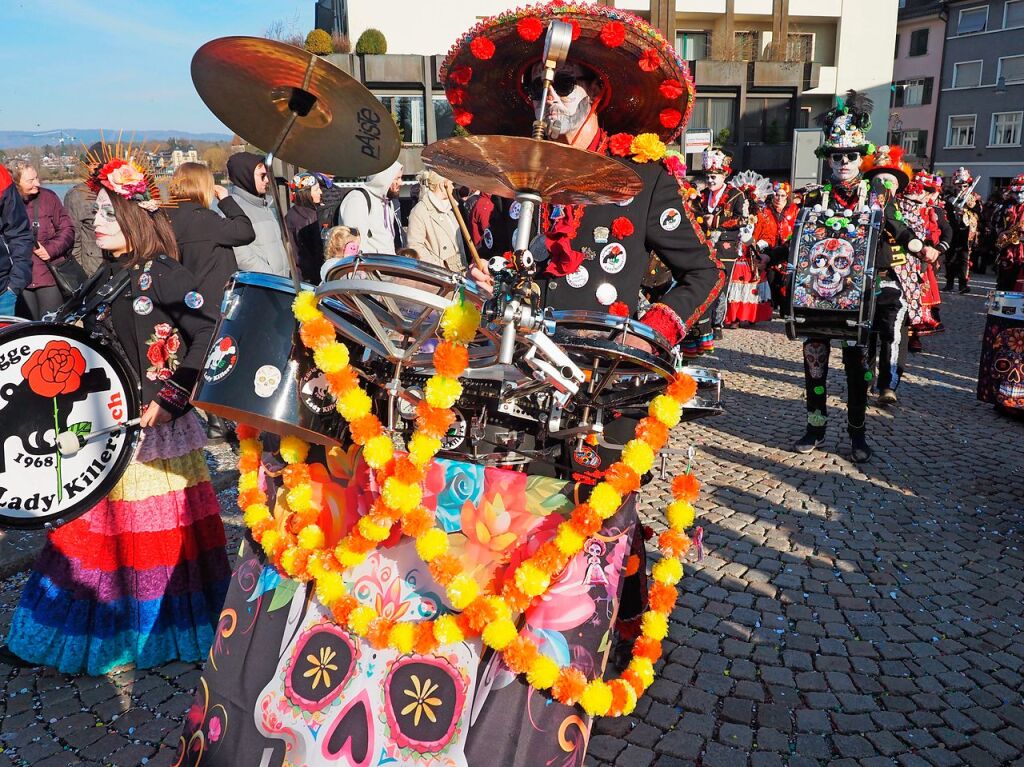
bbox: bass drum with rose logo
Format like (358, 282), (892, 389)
(192, 272), (356, 446)
(977, 291), (1024, 415)
(784, 207), (882, 345)
(0, 322), (141, 529)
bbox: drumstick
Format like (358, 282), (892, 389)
(445, 186), (488, 272)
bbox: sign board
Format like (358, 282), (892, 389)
(791, 128), (823, 190)
(684, 130), (713, 155)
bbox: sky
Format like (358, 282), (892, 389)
(1, 0), (313, 134)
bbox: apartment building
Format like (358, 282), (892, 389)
(932, 0), (1024, 197)
(890, 0), (946, 167)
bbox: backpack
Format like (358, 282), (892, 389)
(319, 187), (372, 238)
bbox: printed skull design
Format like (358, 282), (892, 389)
(255, 561), (478, 767)
(992, 328), (1024, 407)
(808, 238), (855, 299)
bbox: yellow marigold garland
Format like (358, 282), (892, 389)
(237, 290), (703, 718)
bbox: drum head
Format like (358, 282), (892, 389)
(0, 323), (140, 529)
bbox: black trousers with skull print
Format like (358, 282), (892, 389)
(802, 339), (870, 436)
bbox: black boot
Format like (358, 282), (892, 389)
(850, 432), (872, 463)
(794, 425), (826, 454)
(206, 413), (229, 442)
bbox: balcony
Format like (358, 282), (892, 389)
(690, 60), (821, 91)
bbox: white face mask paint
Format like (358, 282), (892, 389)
(529, 63), (594, 141)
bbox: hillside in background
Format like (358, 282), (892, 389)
(0, 129), (231, 150)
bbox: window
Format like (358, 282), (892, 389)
(785, 33), (813, 62)
(734, 31), (760, 61)
(991, 112), (1023, 145)
(898, 129), (926, 156)
(999, 55), (1024, 83)
(1006, 0), (1024, 28)
(893, 77), (933, 106)
(677, 31), (710, 61)
(377, 94), (426, 144)
(909, 28), (929, 56)
(947, 115), (977, 147)
(957, 6), (988, 34)
(690, 97), (737, 145)
(432, 96), (455, 140)
(743, 96), (794, 143)
(952, 60), (983, 88)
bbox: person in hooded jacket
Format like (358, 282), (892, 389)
(284, 172), (324, 283)
(407, 170), (467, 272)
(336, 161), (403, 255)
(226, 152), (290, 277)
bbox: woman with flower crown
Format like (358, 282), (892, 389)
(1, 144), (230, 675)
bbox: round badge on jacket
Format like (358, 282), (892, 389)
(599, 243), (627, 274)
(566, 265), (590, 288)
(184, 291), (204, 309)
(660, 209), (682, 231)
(133, 296), (153, 316)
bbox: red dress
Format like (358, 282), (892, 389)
(723, 202), (774, 325)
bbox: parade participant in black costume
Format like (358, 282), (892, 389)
(694, 147), (746, 333)
(793, 92), (924, 461)
(943, 166), (981, 294)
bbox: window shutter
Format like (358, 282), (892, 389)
(894, 84), (905, 108)
(922, 78), (933, 105)
(918, 130), (928, 156)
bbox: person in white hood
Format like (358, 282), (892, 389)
(336, 161), (403, 255)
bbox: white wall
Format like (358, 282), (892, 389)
(347, 0), (514, 55)
(832, 0), (898, 146)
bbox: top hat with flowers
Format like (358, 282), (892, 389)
(701, 147), (732, 175)
(861, 144), (912, 191)
(439, 2), (696, 143)
(815, 89), (875, 159)
(83, 137), (161, 204)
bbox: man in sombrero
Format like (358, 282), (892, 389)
(441, 3), (721, 763)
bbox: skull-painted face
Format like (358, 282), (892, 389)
(992, 328), (1024, 407)
(255, 577), (476, 766)
(808, 238), (855, 299)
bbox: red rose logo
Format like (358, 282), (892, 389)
(154, 323), (172, 339)
(21, 340), (86, 398)
(660, 79), (685, 100)
(470, 37), (495, 60)
(611, 217), (635, 240)
(165, 333), (181, 353)
(609, 133), (635, 157)
(600, 21), (626, 48)
(517, 17), (543, 42)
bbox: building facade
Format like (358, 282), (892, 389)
(932, 0), (1024, 197)
(890, 0), (946, 167)
(314, 0), (897, 179)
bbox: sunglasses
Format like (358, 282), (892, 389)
(830, 152), (861, 163)
(526, 72), (584, 101)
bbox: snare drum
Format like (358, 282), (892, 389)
(192, 272), (349, 446)
(978, 291), (1024, 412)
(0, 322), (140, 529)
(785, 207), (883, 345)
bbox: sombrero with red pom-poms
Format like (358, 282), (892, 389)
(440, 2), (696, 143)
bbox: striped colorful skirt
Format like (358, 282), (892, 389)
(5, 411), (230, 676)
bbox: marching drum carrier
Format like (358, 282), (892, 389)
(785, 206), (883, 346)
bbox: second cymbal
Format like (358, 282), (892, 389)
(421, 135), (643, 206)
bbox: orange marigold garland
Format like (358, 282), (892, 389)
(237, 290), (704, 718)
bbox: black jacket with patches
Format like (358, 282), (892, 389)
(695, 186), (747, 264)
(483, 157), (722, 334)
(91, 254), (218, 417)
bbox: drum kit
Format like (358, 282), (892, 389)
(0, 30), (723, 529)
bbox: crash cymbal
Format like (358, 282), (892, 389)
(192, 36), (400, 177)
(421, 135), (643, 205)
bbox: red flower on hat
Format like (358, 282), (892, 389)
(611, 217), (634, 239)
(517, 17), (544, 41)
(659, 108), (682, 129)
(470, 37), (495, 60)
(453, 108), (474, 127)
(609, 301), (630, 317)
(639, 48), (661, 73)
(447, 89), (466, 106)
(659, 79), (685, 100)
(609, 133), (635, 157)
(600, 21), (626, 48)
(449, 66), (473, 86)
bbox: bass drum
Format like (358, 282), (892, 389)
(0, 322), (141, 530)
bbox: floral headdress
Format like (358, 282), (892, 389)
(82, 135), (161, 204)
(769, 181), (791, 198)
(1008, 173), (1024, 194)
(439, 2), (696, 143)
(701, 147), (732, 175)
(862, 145), (912, 191)
(912, 169), (942, 192)
(289, 171), (318, 202)
(952, 166), (973, 185)
(815, 89), (875, 158)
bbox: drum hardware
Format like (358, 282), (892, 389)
(57, 417), (142, 457)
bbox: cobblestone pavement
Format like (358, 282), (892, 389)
(1, 281), (1023, 766)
